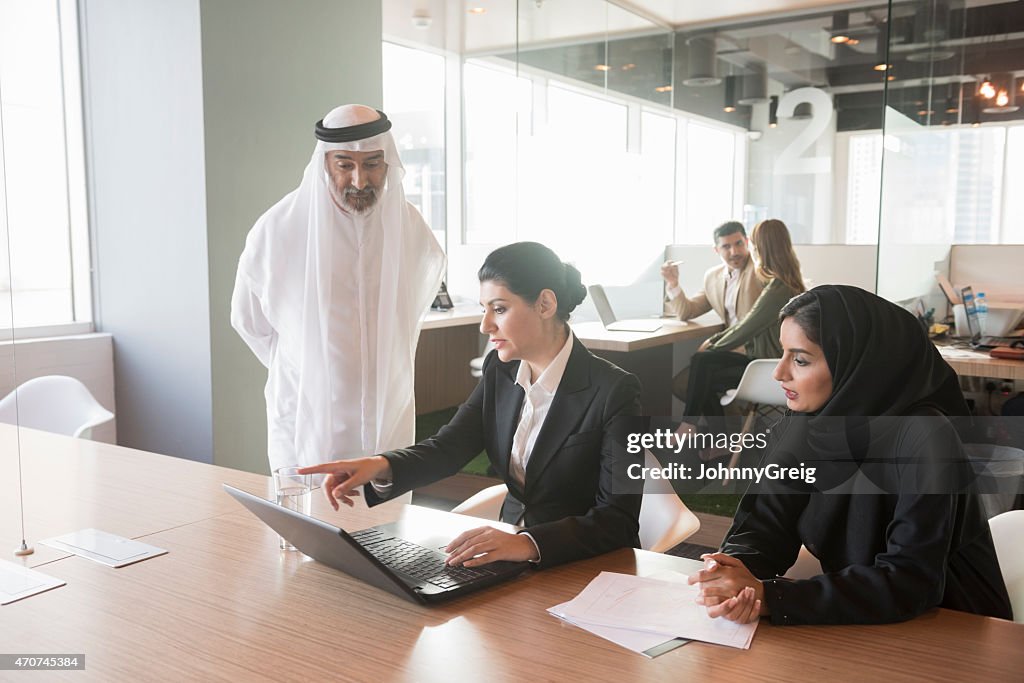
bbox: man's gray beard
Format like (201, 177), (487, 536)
(330, 185), (378, 214)
(344, 188), (378, 214)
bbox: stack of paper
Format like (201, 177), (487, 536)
(548, 571), (758, 657)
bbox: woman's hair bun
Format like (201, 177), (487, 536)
(561, 263), (587, 315)
(477, 242), (585, 321)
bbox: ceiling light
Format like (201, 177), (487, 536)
(830, 10), (850, 44)
(655, 85), (673, 93)
(873, 23), (891, 72)
(738, 63), (768, 105)
(981, 75), (1019, 113)
(467, 7), (486, 15)
(979, 79), (996, 99)
(723, 76), (738, 113)
(594, 64), (611, 72)
(683, 35), (720, 87)
(621, 63), (636, 71)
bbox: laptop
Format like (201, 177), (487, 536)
(959, 286), (1022, 349)
(223, 484), (528, 605)
(588, 284), (662, 332)
(960, 285), (980, 340)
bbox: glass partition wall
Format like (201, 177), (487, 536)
(386, 0), (1024, 308)
(877, 0), (1024, 307)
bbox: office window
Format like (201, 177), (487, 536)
(638, 110), (676, 249)
(849, 124), (1023, 245)
(462, 61), (745, 273)
(516, 84), (638, 283)
(0, 0), (89, 332)
(1004, 126), (1024, 243)
(680, 121), (743, 244)
(845, 133), (883, 244)
(383, 42), (446, 246)
(462, 60), (532, 245)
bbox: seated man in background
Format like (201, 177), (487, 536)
(661, 221), (765, 405)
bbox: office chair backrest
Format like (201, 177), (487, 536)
(638, 450), (700, 553)
(451, 451), (700, 554)
(989, 509), (1024, 623)
(728, 359), (787, 407)
(0, 375), (114, 439)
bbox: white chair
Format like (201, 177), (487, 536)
(451, 451), (700, 554)
(719, 359), (787, 477)
(783, 545), (823, 580)
(0, 375), (114, 439)
(989, 509), (1024, 623)
(469, 340), (496, 379)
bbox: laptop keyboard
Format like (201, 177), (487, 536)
(350, 529), (496, 590)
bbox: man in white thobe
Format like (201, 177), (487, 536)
(231, 105), (445, 476)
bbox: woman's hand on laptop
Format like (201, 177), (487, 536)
(444, 527), (540, 567)
(297, 456), (391, 510)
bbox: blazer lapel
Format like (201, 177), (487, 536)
(493, 359), (524, 483)
(523, 339), (594, 492)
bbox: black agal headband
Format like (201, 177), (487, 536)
(314, 110), (392, 142)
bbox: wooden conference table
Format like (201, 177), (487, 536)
(3, 427), (1021, 681)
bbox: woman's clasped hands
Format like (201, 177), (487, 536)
(687, 552), (767, 624)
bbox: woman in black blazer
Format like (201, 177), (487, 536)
(301, 242), (643, 569)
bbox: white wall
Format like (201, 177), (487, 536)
(79, 0), (212, 461)
(202, 0), (384, 474)
(950, 245), (1024, 304)
(75, 0), (384, 472)
(664, 243), (877, 295)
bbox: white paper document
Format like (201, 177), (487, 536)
(549, 571), (758, 653)
(548, 599), (689, 658)
(0, 560), (65, 605)
(39, 528), (167, 568)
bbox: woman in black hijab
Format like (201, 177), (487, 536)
(688, 285), (1012, 625)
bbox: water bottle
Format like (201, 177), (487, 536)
(976, 292), (988, 336)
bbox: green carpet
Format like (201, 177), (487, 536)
(415, 408), (491, 476)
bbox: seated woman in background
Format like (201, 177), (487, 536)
(301, 242), (643, 569)
(683, 219), (805, 420)
(689, 285), (1012, 625)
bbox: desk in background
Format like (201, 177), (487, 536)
(573, 312), (724, 415)
(415, 305), (485, 414)
(937, 344), (1024, 382)
(415, 307), (723, 417)
(2, 428), (1021, 681)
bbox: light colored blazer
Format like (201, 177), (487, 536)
(666, 258), (766, 324)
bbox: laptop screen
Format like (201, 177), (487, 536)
(961, 286), (979, 338)
(587, 285), (617, 327)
